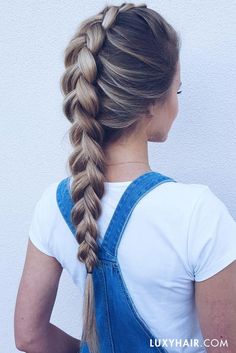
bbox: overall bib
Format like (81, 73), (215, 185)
(56, 170), (177, 353)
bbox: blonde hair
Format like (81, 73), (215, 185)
(60, 2), (181, 352)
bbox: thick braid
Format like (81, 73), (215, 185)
(60, 3), (147, 353)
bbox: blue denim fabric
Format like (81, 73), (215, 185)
(57, 171), (176, 353)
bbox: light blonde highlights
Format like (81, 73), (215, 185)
(60, 2), (181, 353)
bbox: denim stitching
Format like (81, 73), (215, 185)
(100, 265), (115, 353)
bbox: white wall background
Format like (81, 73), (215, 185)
(1, 0), (236, 351)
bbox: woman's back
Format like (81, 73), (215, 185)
(29, 171), (236, 352)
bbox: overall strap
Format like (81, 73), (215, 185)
(56, 176), (77, 236)
(101, 171), (176, 258)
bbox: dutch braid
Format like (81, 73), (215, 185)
(60, 3), (147, 353)
(61, 3), (180, 353)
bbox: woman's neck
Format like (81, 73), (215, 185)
(103, 136), (151, 182)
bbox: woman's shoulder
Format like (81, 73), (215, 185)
(164, 179), (234, 220)
(159, 178), (209, 196)
(144, 177), (211, 212)
(39, 179), (62, 199)
(155, 178), (236, 281)
(29, 178), (67, 237)
(143, 177), (235, 234)
(35, 177), (70, 207)
(28, 179), (62, 257)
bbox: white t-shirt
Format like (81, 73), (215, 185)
(29, 177), (236, 353)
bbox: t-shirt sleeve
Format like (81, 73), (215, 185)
(187, 185), (236, 282)
(28, 182), (58, 257)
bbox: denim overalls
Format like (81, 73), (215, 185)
(56, 170), (176, 353)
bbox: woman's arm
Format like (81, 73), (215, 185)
(14, 239), (81, 353)
(195, 260), (236, 353)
